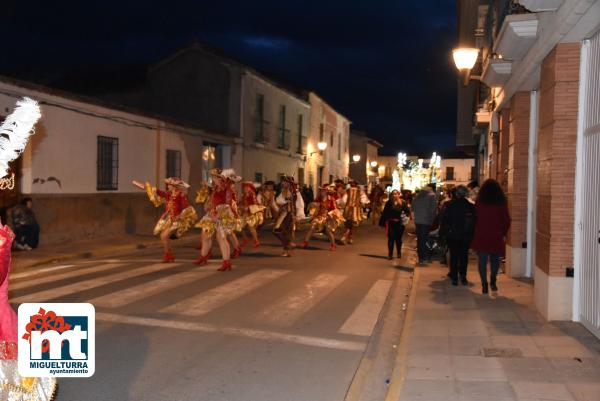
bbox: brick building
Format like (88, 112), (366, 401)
(456, 0), (600, 337)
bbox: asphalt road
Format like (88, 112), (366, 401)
(9, 224), (415, 401)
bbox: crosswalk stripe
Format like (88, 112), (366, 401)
(257, 273), (347, 326)
(10, 263), (181, 304)
(89, 269), (217, 308)
(10, 265), (76, 280)
(160, 269), (290, 316)
(338, 279), (393, 336)
(10, 263), (125, 291)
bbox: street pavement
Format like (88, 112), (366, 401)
(9, 224), (413, 401)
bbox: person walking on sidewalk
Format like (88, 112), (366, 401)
(439, 185), (475, 286)
(412, 184), (437, 265)
(379, 190), (411, 260)
(471, 179), (510, 294)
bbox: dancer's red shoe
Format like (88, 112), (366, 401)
(299, 241), (309, 249)
(329, 243), (337, 251)
(162, 251), (175, 263)
(253, 240), (260, 248)
(217, 260), (232, 271)
(193, 251), (212, 265)
(232, 247), (242, 258)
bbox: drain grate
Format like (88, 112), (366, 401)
(482, 347), (523, 358)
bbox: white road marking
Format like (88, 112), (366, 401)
(89, 259), (219, 264)
(10, 263), (181, 303)
(10, 264), (75, 280)
(10, 263), (125, 290)
(96, 312), (366, 352)
(89, 269), (217, 308)
(258, 273), (347, 326)
(338, 279), (393, 336)
(160, 269), (290, 316)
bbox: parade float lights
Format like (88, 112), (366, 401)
(393, 151), (442, 192)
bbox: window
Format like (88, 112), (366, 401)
(97, 136), (118, 190)
(330, 132), (334, 146)
(337, 133), (341, 160)
(296, 114), (303, 154)
(446, 166), (455, 181)
(278, 105), (286, 149)
(255, 94), (265, 142)
(471, 166), (477, 180)
(319, 123), (324, 142)
(255, 172), (263, 183)
(317, 167), (324, 187)
(166, 149), (181, 178)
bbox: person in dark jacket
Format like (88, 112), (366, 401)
(379, 190), (411, 260)
(440, 186), (475, 285)
(412, 184), (437, 265)
(471, 179), (510, 294)
(11, 197), (40, 250)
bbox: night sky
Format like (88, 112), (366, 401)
(1, 0), (458, 155)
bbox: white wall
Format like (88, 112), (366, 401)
(241, 71), (310, 183)
(0, 81), (232, 194)
(440, 158), (475, 185)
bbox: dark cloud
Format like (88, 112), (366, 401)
(1, 0), (457, 154)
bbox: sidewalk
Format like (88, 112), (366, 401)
(10, 234), (177, 271)
(388, 260), (600, 401)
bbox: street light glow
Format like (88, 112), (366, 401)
(452, 48), (479, 70)
(370, 161), (378, 167)
(317, 141), (328, 151)
(352, 154), (361, 162)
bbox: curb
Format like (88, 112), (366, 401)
(384, 266), (421, 401)
(12, 237), (196, 270)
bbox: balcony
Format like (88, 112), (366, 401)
(481, 58), (513, 88)
(518, 0), (563, 11)
(494, 13), (539, 61)
(476, 108), (492, 126)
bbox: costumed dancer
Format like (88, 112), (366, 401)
(258, 180), (278, 222)
(227, 175), (244, 258)
(273, 176), (305, 257)
(369, 185), (385, 225)
(300, 185), (344, 251)
(340, 181), (370, 244)
(1, 224), (57, 400)
(194, 169), (238, 271)
(0, 98), (57, 399)
(133, 177), (198, 263)
(239, 182), (265, 248)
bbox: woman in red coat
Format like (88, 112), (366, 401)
(471, 179), (510, 294)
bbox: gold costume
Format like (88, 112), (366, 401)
(343, 187), (363, 226)
(0, 359), (57, 401)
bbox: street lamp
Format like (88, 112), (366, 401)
(352, 154), (361, 163)
(370, 161), (378, 168)
(452, 47), (479, 86)
(317, 142), (328, 151)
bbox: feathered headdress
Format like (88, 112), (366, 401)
(0, 97), (41, 178)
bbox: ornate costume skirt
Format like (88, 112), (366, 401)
(243, 205), (266, 229)
(1, 343), (57, 401)
(153, 206), (198, 237)
(196, 205), (237, 237)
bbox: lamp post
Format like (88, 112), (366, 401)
(452, 47), (479, 86)
(317, 142), (327, 151)
(352, 154), (361, 163)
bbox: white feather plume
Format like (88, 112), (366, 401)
(0, 97), (41, 178)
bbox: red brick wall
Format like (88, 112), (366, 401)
(507, 92), (530, 248)
(536, 43), (580, 277)
(498, 108), (510, 192)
